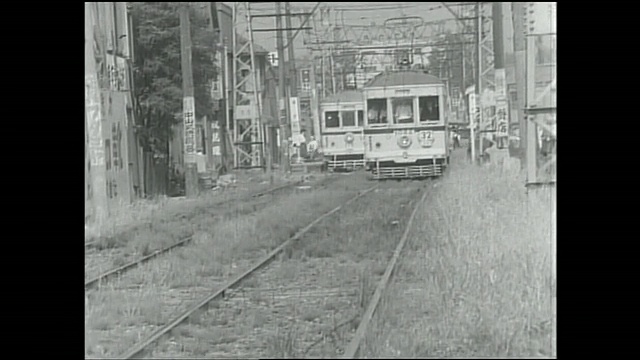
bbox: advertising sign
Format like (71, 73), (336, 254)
(267, 51), (278, 66)
(495, 69), (506, 99)
(85, 74), (105, 166)
(183, 96), (196, 161)
(289, 97), (301, 144)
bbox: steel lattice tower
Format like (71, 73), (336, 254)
(231, 2), (264, 169)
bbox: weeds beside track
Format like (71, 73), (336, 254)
(85, 174), (369, 358)
(85, 175), (340, 286)
(115, 184), (379, 359)
(123, 180), (434, 359)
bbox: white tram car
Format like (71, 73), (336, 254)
(362, 70), (451, 179)
(320, 90), (366, 171)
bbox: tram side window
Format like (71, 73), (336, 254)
(392, 97), (414, 124)
(325, 111), (339, 128)
(367, 99), (388, 124)
(419, 96), (440, 122)
(342, 111), (356, 127)
(357, 110), (364, 127)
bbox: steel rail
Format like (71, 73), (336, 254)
(342, 185), (430, 358)
(85, 179), (321, 286)
(85, 236), (194, 290)
(117, 184), (379, 359)
(85, 177), (340, 289)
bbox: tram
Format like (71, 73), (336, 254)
(362, 69), (451, 179)
(319, 90), (366, 171)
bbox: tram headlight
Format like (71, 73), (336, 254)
(397, 135), (412, 148)
(345, 132), (355, 143)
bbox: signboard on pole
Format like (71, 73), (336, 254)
(289, 97), (301, 144)
(183, 96), (196, 163)
(268, 52), (278, 67)
(468, 93), (477, 128)
(86, 74), (106, 167)
(495, 69), (506, 99)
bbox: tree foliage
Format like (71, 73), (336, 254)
(130, 2), (217, 155)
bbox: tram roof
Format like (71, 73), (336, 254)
(320, 90), (364, 104)
(364, 70), (444, 88)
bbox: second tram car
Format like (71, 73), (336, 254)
(320, 90), (366, 171)
(363, 70), (451, 179)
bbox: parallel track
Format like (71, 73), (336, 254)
(85, 176), (339, 290)
(116, 184), (379, 359)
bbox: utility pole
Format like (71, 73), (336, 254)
(329, 49), (336, 95)
(179, 5), (200, 198)
(310, 59), (321, 140)
(461, 42), (466, 122)
(85, 2), (109, 222)
(493, 2), (508, 151)
(475, 2), (482, 163)
(512, 2), (527, 169)
(276, 2), (291, 174)
(285, 2), (298, 100)
(285, 1), (301, 150)
(206, 2), (225, 174)
(321, 51), (326, 97)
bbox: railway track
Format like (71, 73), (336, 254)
(113, 180), (430, 359)
(113, 184), (380, 359)
(85, 174), (368, 358)
(85, 175), (340, 289)
(341, 186), (429, 359)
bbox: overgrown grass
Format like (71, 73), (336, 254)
(84, 170), (293, 243)
(85, 175), (360, 358)
(361, 155), (556, 358)
(248, 183), (425, 359)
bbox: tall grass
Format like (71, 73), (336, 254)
(362, 155), (556, 358)
(84, 170), (292, 241)
(85, 178), (357, 358)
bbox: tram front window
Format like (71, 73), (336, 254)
(325, 111), (339, 128)
(419, 96), (440, 122)
(392, 97), (414, 124)
(342, 110), (356, 127)
(357, 110), (364, 127)
(367, 99), (388, 125)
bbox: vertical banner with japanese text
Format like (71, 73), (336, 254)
(183, 96), (197, 163)
(85, 74), (105, 166)
(495, 69), (509, 143)
(290, 97), (301, 144)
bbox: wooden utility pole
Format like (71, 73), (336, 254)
(285, 1), (300, 144)
(321, 51), (326, 97)
(285, 2), (298, 100)
(493, 2), (508, 151)
(85, 2), (109, 222)
(475, 2), (482, 162)
(276, 2), (291, 173)
(512, 2), (527, 169)
(310, 58), (321, 140)
(179, 5), (200, 198)
(329, 50), (336, 95)
(205, 2), (220, 174)
(461, 43), (466, 122)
